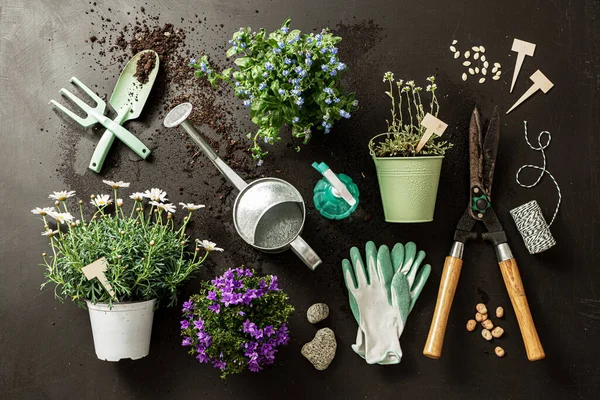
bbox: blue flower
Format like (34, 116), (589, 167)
(292, 117), (299, 123)
(292, 89), (301, 96)
(336, 62), (346, 71)
(278, 88), (285, 96)
(329, 56), (337, 64)
(334, 97), (341, 103)
(305, 58), (313, 66)
(240, 42), (247, 48)
(264, 62), (274, 71)
(281, 27), (289, 33)
(321, 65), (329, 72)
(331, 47), (338, 54)
(235, 81), (241, 87)
(295, 97), (304, 106)
(278, 41), (285, 49)
(340, 109), (351, 119)
(263, 71), (269, 77)
(190, 57), (196, 64)
(315, 34), (323, 41)
(352, 100), (359, 107)
(323, 87), (334, 95)
(258, 82), (267, 90)
(228, 40), (234, 45)
(243, 100), (251, 106)
(273, 48), (282, 54)
(320, 47), (328, 54)
(330, 69), (338, 76)
(257, 159), (264, 167)
(325, 98), (332, 104)
(244, 90), (251, 95)
(200, 62), (208, 72)
(284, 58), (293, 65)
(298, 70), (307, 78)
(306, 37), (313, 44)
(295, 66), (303, 73)
(282, 69), (290, 77)
(288, 35), (299, 43)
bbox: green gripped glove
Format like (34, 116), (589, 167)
(342, 241), (431, 364)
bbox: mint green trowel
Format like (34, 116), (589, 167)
(89, 50), (160, 172)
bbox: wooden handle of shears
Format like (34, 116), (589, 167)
(423, 256), (463, 359)
(498, 257), (545, 361)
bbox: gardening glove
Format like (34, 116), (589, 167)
(342, 241), (431, 364)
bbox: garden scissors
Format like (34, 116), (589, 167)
(422, 105), (545, 361)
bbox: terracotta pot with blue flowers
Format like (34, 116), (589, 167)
(180, 268), (294, 378)
(32, 181), (221, 362)
(191, 18), (358, 163)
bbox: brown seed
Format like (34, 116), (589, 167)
(482, 319), (494, 330)
(495, 346), (505, 357)
(491, 326), (504, 338)
(476, 303), (488, 314)
(475, 312), (488, 322)
(496, 307), (504, 318)
(466, 320), (477, 331)
(481, 329), (492, 341)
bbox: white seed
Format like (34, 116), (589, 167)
(454, 51), (460, 59)
(492, 66), (498, 73)
(450, 45), (457, 52)
(482, 319), (494, 329)
(472, 46), (480, 51)
(474, 53), (480, 60)
(463, 61), (472, 66)
(475, 67), (480, 73)
(462, 72), (468, 81)
(481, 55), (486, 62)
(492, 75), (500, 80)
(469, 68), (475, 75)
(475, 312), (487, 322)
(494, 62), (501, 67)
(480, 46), (486, 52)
(465, 51), (471, 58)
(482, 68), (487, 75)
(492, 326), (504, 338)
(496, 307), (504, 318)
(482, 329), (493, 341)
(476, 304), (488, 314)
(452, 39), (458, 45)
(484, 61), (489, 68)
(495, 70), (502, 76)
(466, 319), (477, 331)
(479, 77), (486, 84)
(495, 346), (505, 357)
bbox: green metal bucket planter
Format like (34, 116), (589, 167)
(369, 134), (444, 223)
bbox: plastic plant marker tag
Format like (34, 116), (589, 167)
(312, 162), (356, 206)
(510, 39), (536, 93)
(416, 113), (448, 153)
(506, 70), (554, 114)
(82, 257), (116, 298)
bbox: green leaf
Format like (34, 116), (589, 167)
(234, 57), (252, 68)
(226, 46), (238, 58)
(221, 68), (232, 80)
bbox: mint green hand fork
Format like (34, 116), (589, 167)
(49, 76), (151, 170)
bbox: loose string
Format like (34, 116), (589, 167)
(515, 121), (561, 226)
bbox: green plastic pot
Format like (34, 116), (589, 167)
(369, 134), (444, 223)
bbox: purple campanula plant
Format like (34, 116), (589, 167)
(180, 268), (293, 378)
(190, 18), (358, 162)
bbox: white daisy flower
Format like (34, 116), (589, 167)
(91, 194), (112, 207)
(103, 180), (131, 189)
(116, 198), (124, 207)
(31, 207), (55, 216)
(41, 229), (59, 237)
(196, 239), (224, 252)
(143, 188), (168, 202)
(150, 201), (176, 213)
(50, 212), (74, 224)
(129, 192), (145, 201)
(49, 191), (76, 201)
(179, 203), (206, 212)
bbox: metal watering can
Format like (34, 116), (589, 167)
(164, 103), (322, 270)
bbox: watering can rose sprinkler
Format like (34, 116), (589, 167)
(164, 103), (322, 270)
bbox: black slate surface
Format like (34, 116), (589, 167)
(1, 0), (599, 399)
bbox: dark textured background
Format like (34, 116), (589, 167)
(1, 0), (599, 399)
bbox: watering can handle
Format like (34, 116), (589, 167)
(290, 236), (322, 271)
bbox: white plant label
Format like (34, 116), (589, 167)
(82, 257), (116, 298)
(416, 113), (448, 153)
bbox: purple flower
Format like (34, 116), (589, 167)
(243, 319), (258, 335)
(206, 290), (218, 301)
(248, 360), (262, 372)
(196, 351), (210, 364)
(239, 311), (246, 316)
(268, 276), (279, 291)
(180, 320), (190, 330)
(213, 358), (227, 371)
(182, 300), (194, 312)
(208, 303), (220, 314)
(264, 325), (275, 337)
(244, 269), (253, 277)
(182, 336), (192, 346)
(193, 319), (204, 330)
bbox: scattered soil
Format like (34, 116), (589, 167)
(133, 50), (157, 84)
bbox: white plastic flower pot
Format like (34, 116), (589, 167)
(86, 299), (156, 362)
